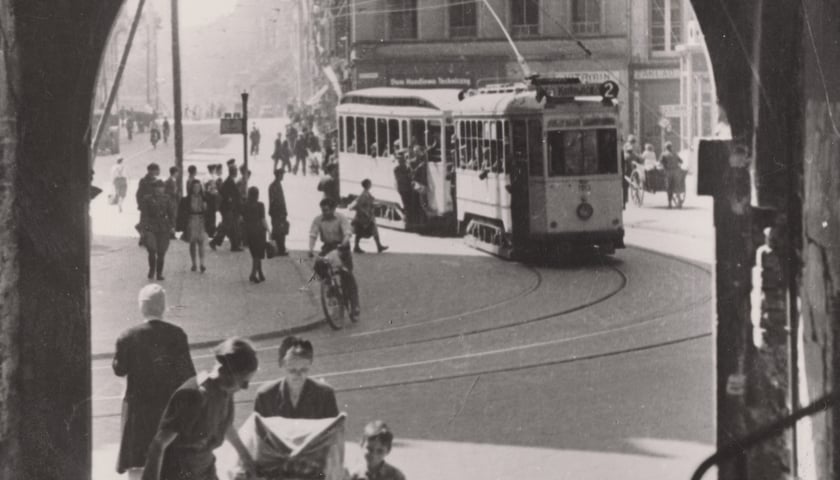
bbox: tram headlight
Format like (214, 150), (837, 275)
(576, 202), (594, 220)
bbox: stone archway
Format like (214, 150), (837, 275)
(0, 1), (123, 478)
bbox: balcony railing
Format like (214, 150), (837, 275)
(511, 24), (539, 37)
(449, 25), (477, 38)
(572, 21), (600, 35)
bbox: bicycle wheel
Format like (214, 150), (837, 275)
(320, 281), (345, 330)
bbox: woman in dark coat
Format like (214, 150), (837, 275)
(113, 284), (195, 480)
(242, 186), (268, 283)
(253, 336), (339, 419)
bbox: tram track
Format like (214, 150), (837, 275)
(91, 247), (711, 417)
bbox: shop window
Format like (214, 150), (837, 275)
(449, 0), (477, 38)
(571, 0), (600, 35)
(388, 0), (418, 40)
(511, 0), (539, 37)
(651, 0), (681, 53)
(527, 119), (543, 176)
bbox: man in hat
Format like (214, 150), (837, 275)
(139, 180), (173, 280)
(268, 169), (289, 256)
(136, 163), (161, 246)
(393, 152), (414, 223)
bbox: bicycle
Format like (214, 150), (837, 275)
(308, 250), (357, 330)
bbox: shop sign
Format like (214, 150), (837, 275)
(633, 68), (680, 80)
(548, 70), (622, 84)
(388, 76), (472, 88)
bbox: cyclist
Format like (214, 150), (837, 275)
(308, 197), (360, 319)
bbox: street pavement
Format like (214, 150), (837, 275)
(90, 120), (716, 480)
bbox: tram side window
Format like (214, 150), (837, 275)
(377, 118), (388, 157)
(527, 119), (543, 176)
(339, 117), (345, 153)
(445, 125), (455, 168)
(355, 117), (366, 154)
(457, 122), (467, 169)
(347, 116), (356, 153)
(366, 117), (377, 157)
(388, 119), (400, 154)
(401, 120), (408, 149)
(428, 121), (442, 162)
(512, 120), (529, 174)
(503, 121), (512, 173)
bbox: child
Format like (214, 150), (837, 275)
(350, 420), (406, 480)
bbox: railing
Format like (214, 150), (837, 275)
(511, 24), (539, 37)
(571, 21), (600, 35)
(690, 389), (840, 480)
(449, 25), (477, 38)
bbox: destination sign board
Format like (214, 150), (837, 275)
(534, 79), (620, 102)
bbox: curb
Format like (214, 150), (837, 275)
(90, 316), (326, 361)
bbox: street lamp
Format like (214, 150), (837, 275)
(242, 90), (249, 189)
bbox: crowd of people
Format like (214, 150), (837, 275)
(114, 284), (406, 480)
(622, 135), (685, 209)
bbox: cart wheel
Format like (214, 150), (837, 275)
(675, 191), (686, 209)
(630, 171), (644, 207)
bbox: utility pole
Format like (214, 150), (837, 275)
(242, 91), (249, 190)
(92, 0), (147, 157)
(171, 0), (184, 197)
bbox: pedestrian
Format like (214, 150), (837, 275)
(210, 164), (243, 251)
(243, 186), (268, 283)
(113, 284), (196, 480)
(249, 123), (261, 156)
(139, 180), (173, 280)
(660, 142), (684, 208)
(268, 168), (289, 256)
(622, 135), (641, 207)
(271, 132), (284, 171)
(162, 117), (170, 144)
(150, 120), (161, 149)
(393, 153), (414, 224)
(642, 143), (658, 170)
(142, 337), (259, 480)
(293, 131), (308, 176)
(164, 167), (179, 238)
(237, 168), (250, 206)
(349, 421), (406, 480)
(186, 165), (200, 193)
(203, 165), (218, 236)
(253, 336), (338, 419)
(184, 179), (208, 272)
(111, 157), (128, 213)
(351, 179), (388, 254)
(136, 163), (161, 246)
(317, 163), (340, 204)
(126, 115), (135, 141)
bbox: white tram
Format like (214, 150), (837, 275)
(451, 80), (625, 258)
(335, 88), (461, 231)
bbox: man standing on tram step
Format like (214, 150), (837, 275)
(250, 123), (261, 156)
(293, 131), (309, 176)
(210, 164), (243, 251)
(268, 169), (289, 256)
(162, 117), (171, 144)
(393, 153), (414, 224)
(113, 284), (195, 480)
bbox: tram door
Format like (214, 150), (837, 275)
(510, 119), (530, 241)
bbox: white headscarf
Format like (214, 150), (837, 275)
(138, 284), (166, 319)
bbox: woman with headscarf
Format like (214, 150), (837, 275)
(142, 337), (259, 480)
(253, 336), (339, 419)
(113, 284), (195, 480)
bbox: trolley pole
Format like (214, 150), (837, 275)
(171, 0), (185, 197)
(242, 91), (249, 190)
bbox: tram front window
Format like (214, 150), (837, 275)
(547, 128), (619, 176)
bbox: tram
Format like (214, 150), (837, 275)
(335, 88), (461, 231)
(452, 79), (625, 259)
